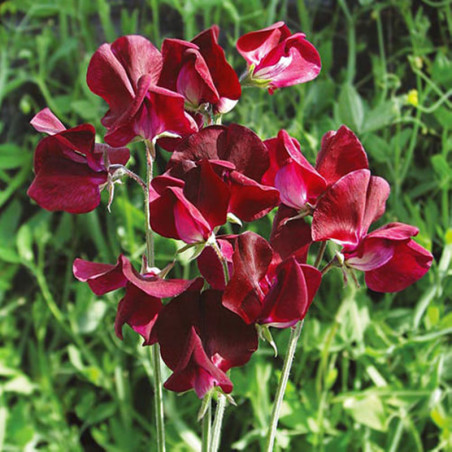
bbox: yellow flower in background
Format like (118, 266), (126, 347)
(407, 89), (419, 107)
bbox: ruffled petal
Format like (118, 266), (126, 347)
(316, 125), (368, 186)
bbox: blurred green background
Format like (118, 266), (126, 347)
(0, 0), (451, 450)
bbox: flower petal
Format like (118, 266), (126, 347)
(315, 125), (368, 186)
(312, 169), (389, 248)
(30, 108), (66, 135)
(73, 256), (127, 295)
(365, 239), (433, 292)
(114, 284), (162, 344)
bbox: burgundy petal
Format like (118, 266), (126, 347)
(259, 259), (321, 328)
(257, 33), (321, 91)
(73, 256), (127, 295)
(201, 290), (258, 371)
(270, 205), (312, 261)
(227, 170), (279, 222)
(312, 169), (390, 248)
(114, 284), (162, 344)
(28, 130), (107, 214)
(236, 22), (291, 66)
(223, 232), (274, 324)
(365, 239), (433, 292)
(197, 239), (233, 290)
(164, 328), (233, 398)
(316, 125), (368, 186)
(182, 160), (230, 229)
(149, 186), (212, 243)
(87, 35), (161, 128)
(192, 26), (241, 108)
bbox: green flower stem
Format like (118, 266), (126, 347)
(144, 141), (155, 271)
(201, 398), (212, 452)
(211, 393), (227, 452)
(144, 140), (165, 452)
(209, 240), (230, 451)
(264, 320), (304, 452)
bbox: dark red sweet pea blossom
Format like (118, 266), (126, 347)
(262, 126), (368, 213)
(237, 21), (321, 93)
(28, 109), (129, 214)
(222, 232), (321, 327)
(87, 35), (198, 147)
(312, 169), (390, 249)
(159, 26), (241, 114)
(312, 170), (432, 292)
(270, 205), (312, 262)
(197, 239), (233, 290)
(155, 282), (258, 398)
(344, 223), (433, 292)
(150, 125), (279, 244)
(262, 130), (326, 211)
(168, 124), (280, 222)
(149, 162), (230, 244)
(73, 254), (197, 344)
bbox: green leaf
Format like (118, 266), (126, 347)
(361, 99), (400, 133)
(343, 395), (387, 431)
(3, 375), (36, 395)
(0, 144), (30, 170)
(16, 224), (33, 263)
(336, 83), (364, 133)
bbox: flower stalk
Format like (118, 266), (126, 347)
(144, 139), (165, 452)
(264, 320), (304, 452)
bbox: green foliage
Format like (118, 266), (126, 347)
(0, 0), (451, 450)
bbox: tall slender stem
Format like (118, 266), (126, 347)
(264, 320), (304, 452)
(209, 240), (229, 451)
(201, 399), (212, 452)
(143, 140), (165, 452)
(144, 141), (155, 271)
(211, 394), (227, 452)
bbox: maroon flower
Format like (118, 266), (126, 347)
(237, 22), (321, 93)
(312, 169), (389, 249)
(270, 205), (312, 262)
(155, 283), (258, 398)
(222, 232), (321, 327)
(262, 126), (368, 213)
(28, 109), (129, 214)
(159, 26), (241, 114)
(87, 35), (197, 146)
(197, 239), (233, 290)
(149, 163), (230, 244)
(312, 170), (432, 292)
(169, 124), (280, 221)
(73, 254), (196, 344)
(149, 125), (279, 243)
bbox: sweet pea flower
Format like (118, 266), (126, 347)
(149, 162), (230, 244)
(28, 108), (129, 214)
(149, 125), (279, 244)
(221, 232), (321, 328)
(237, 21), (321, 93)
(312, 169), (433, 292)
(154, 281), (258, 398)
(158, 26), (241, 114)
(73, 254), (197, 344)
(87, 35), (197, 147)
(262, 126), (369, 213)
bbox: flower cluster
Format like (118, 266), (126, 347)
(28, 23), (432, 401)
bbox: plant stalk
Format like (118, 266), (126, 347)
(201, 397), (212, 452)
(264, 320), (304, 452)
(211, 393), (227, 452)
(209, 240), (230, 451)
(144, 140), (165, 452)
